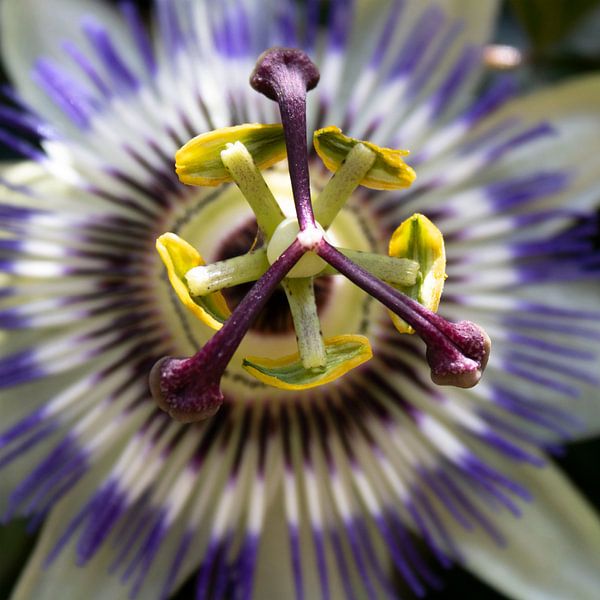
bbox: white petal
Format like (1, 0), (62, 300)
(252, 490), (297, 599)
(455, 461), (600, 600)
(8, 404), (157, 600)
(0, 0), (139, 126)
(430, 78), (600, 442)
(343, 0), (500, 146)
(10, 477), (135, 600)
(510, 281), (600, 439)
(408, 75), (600, 222)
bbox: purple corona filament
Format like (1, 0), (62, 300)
(250, 47), (320, 230)
(151, 48), (490, 422)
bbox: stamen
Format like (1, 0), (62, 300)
(388, 213), (446, 334)
(250, 47), (320, 230)
(175, 123), (287, 187)
(320, 250), (420, 287)
(314, 142), (376, 228)
(156, 233), (231, 331)
(220, 141), (285, 238)
(186, 250), (269, 296)
(150, 240), (304, 422)
(282, 278), (327, 369)
(317, 243), (490, 388)
(313, 126), (416, 192)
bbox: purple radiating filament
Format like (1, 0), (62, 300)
(250, 47), (320, 230)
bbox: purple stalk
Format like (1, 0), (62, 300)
(150, 240), (304, 422)
(317, 242), (490, 388)
(250, 47), (320, 231)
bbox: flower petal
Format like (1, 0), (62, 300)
(0, 0), (138, 122)
(2, 4), (600, 600)
(455, 461), (600, 600)
(253, 489), (359, 600)
(393, 76), (600, 444)
(8, 415), (192, 600)
(340, 0), (501, 147)
(11, 502), (134, 600)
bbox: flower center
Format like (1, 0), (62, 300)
(151, 47), (491, 423)
(267, 218), (327, 277)
(215, 216), (334, 335)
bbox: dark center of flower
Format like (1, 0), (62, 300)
(150, 47), (492, 423)
(216, 218), (333, 334)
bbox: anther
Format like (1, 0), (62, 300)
(150, 240), (304, 422)
(317, 243), (491, 388)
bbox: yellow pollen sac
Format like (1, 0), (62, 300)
(313, 126), (416, 190)
(388, 213), (447, 334)
(156, 233), (231, 330)
(242, 335), (373, 390)
(266, 218), (327, 278)
(175, 123), (286, 186)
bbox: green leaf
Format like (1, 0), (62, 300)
(0, 520), (37, 598)
(509, 0), (600, 51)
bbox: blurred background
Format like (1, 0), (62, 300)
(1, 0), (599, 598)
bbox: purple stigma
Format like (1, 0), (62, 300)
(149, 353), (224, 423)
(250, 47), (319, 230)
(317, 243), (491, 388)
(250, 47), (319, 100)
(151, 47), (492, 424)
(150, 240), (304, 422)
